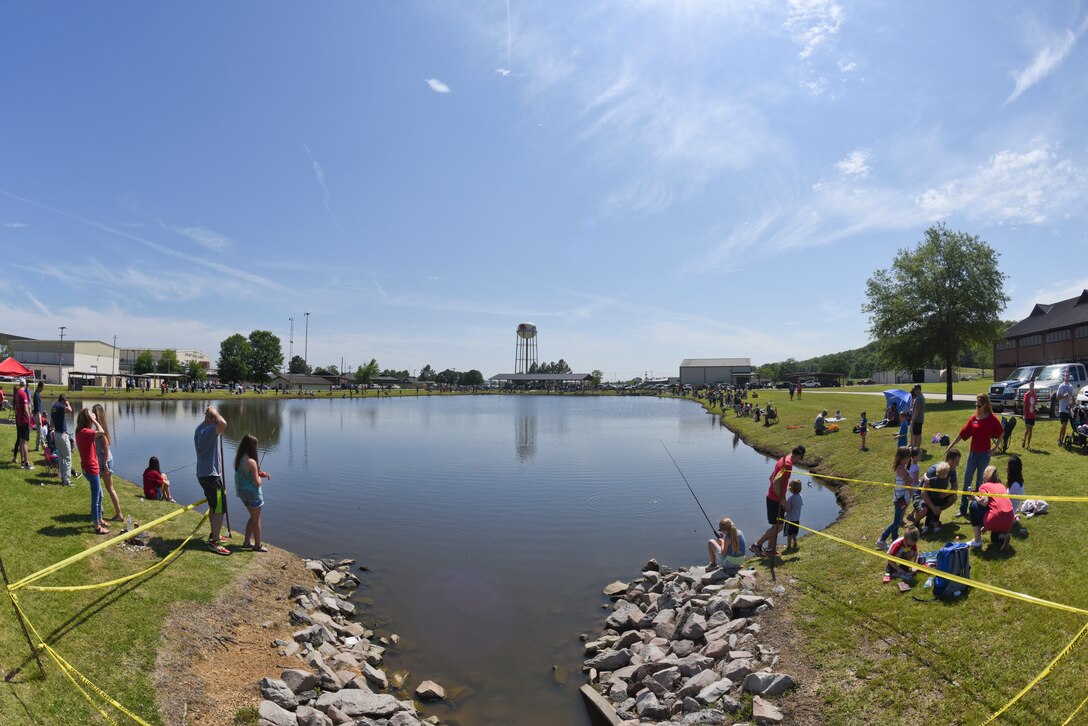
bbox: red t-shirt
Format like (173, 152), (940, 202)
(75, 428), (99, 475)
(767, 455), (794, 502)
(959, 414), (1004, 453)
(979, 482), (1014, 533)
(14, 388), (29, 425)
(1023, 390), (1037, 420)
(143, 469), (165, 499)
(888, 536), (918, 564)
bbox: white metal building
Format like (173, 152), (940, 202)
(9, 339), (119, 386)
(679, 358), (754, 386)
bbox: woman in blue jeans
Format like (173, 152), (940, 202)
(947, 395), (1004, 517)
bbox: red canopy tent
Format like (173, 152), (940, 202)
(0, 357), (34, 378)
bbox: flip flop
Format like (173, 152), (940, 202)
(209, 543), (231, 555)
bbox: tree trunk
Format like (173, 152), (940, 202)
(945, 352), (955, 403)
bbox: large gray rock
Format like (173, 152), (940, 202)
(678, 613), (707, 640)
(670, 639), (695, 657)
(603, 580), (629, 597)
(260, 678), (299, 711)
(258, 699), (298, 726)
(325, 706), (352, 725)
(315, 690), (403, 718)
(586, 648), (633, 671)
(752, 695), (784, 724)
(732, 594), (767, 611)
(634, 690), (668, 720)
(743, 672), (795, 697)
(415, 680), (446, 700)
(695, 677), (734, 704)
(677, 669), (718, 698)
(295, 705), (333, 726)
(388, 713), (422, 726)
(360, 661), (389, 690)
(703, 638), (729, 659)
(680, 710), (729, 724)
(722, 658), (754, 682)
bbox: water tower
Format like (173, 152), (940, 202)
(515, 322), (538, 374)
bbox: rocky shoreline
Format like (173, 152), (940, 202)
(253, 557), (446, 726)
(581, 560), (796, 725)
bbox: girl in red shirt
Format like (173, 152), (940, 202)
(75, 408), (109, 534)
(969, 465), (1014, 550)
(947, 395), (1004, 517)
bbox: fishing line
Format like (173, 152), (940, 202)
(259, 397), (290, 469)
(660, 440), (716, 536)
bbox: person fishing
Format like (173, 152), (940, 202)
(194, 406), (230, 555)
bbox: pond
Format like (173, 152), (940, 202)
(83, 394), (839, 725)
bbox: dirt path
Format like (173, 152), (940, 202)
(154, 547), (310, 725)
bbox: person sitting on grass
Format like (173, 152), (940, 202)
(884, 525), (922, 582)
(1006, 454), (1025, 520)
(142, 456), (177, 502)
(814, 410), (827, 435)
(707, 517), (746, 570)
(969, 465), (1014, 550)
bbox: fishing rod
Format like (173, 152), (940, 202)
(660, 440), (717, 537)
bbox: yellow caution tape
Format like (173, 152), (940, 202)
(810, 471), (1088, 503)
(980, 620), (1088, 725)
(7, 498), (207, 591)
(1064, 691), (1088, 726)
(10, 592), (151, 725)
(782, 520), (1088, 616)
(21, 513), (207, 592)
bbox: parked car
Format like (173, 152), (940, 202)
(988, 365), (1045, 411)
(1014, 363), (1088, 417)
(1077, 384), (1088, 406)
(804, 380), (821, 388)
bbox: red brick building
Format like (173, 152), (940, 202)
(995, 289), (1088, 380)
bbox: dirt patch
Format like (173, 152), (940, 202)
(756, 579), (828, 723)
(154, 547), (311, 726)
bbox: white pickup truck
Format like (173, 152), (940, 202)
(1014, 363), (1088, 417)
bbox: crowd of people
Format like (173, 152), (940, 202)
(8, 380), (270, 555)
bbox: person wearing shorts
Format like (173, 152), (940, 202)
(909, 384), (925, 449)
(13, 379), (32, 469)
(1056, 373), (1075, 446)
(752, 445), (805, 555)
(234, 433), (271, 552)
(1022, 381), (1037, 449)
(195, 406), (230, 554)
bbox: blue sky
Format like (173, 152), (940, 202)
(2, 1), (1086, 380)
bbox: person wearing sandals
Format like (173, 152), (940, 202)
(91, 404), (124, 524)
(75, 408), (110, 535)
(195, 406), (230, 555)
(751, 445), (805, 556)
(234, 434), (271, 552)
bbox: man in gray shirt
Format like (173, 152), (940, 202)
(194, 406), (230, 554)
(909, 384), (926, 449)
(1056, 372), (1075, 446)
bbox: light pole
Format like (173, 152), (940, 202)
(304, 312), (310, 369)
(112, 335), (117, 391)
(58, 326), (66, 384)
(288, 317), (294, 366)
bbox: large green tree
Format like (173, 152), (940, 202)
(355, 358), (379, 385)
(288, 355), (310, 374)
(591, 369), (603, 387)
(863, 223), (1008, 402)
(217, 334), (251, 383)
(186, 359), (207, 381)
(247, 330), (283, 384)
(458, 369), (484, 386)
(134, 350), (157, 375)
(157, 349), (182, 374)
(418, 364), (435, 382)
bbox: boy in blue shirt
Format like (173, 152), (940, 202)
(892, 411), (909, 448)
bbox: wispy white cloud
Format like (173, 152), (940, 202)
(912, 144), (1083, 224)
(425, 78), (451, 93)
(1005, 17), (1088, 105)
(1013, 277), (1088, 318)
(303, 144), (340, 229)
(175, 225), (231, 252)
(0, 190), (288, 294)
(784, 0), (843, 60)
(3, 222), (29, 228)
(836, 149), (871, 178)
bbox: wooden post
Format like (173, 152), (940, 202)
(0, 557), (47, 679)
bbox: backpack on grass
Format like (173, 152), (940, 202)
(932, 542), (970, 599)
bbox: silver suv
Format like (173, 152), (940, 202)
(989, 365), (1045, 411)
(1015, 363), (1088, 417)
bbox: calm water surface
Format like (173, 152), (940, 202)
(87, 395), (838, 726)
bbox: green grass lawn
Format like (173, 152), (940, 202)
(694, 390), (1088, 725)
(837, 377), (994, 397)
(0, 423), (252, 724)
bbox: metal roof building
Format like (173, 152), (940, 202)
(679, 358), (754, 386)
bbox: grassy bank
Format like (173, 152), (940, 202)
(0, 422), (257, 724)
(691, 389), (1088, 724)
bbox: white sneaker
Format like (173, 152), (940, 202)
(969, 539), (983, 548)
(876, 539), (888, 550)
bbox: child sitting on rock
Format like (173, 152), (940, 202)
(884, 525), (921, 582)
(142, 456), (177, 502)
(707, 517), (746, 570)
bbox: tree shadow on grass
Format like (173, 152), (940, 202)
(789, 572), (1051, 723)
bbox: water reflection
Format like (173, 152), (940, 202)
(515, 416), (536, 461)
(217, 399), (285, 450)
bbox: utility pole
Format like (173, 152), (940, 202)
(304, 312), (310, 369)
(112, 334), (117, 389)
(288, 317), (294, 364)
(58, 326), (66, 383)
